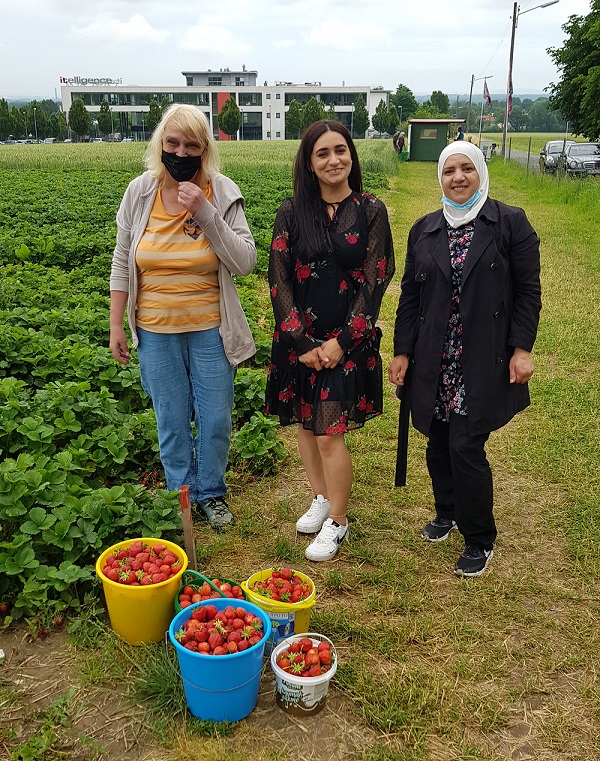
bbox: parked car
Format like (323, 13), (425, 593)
(557, 142), (600, 178)
(121, 137), (134, 142)
(539, 140), (575, 174)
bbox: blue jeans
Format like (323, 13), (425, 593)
(137, 327), (235, 504)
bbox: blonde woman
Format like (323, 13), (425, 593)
(109, 104), (256, 529)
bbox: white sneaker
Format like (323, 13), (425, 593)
(296, 494), (330, 534)
(305, 518), (348, 562)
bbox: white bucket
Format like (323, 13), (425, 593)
(270, 632), (337, 716)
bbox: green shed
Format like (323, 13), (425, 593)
(407, 119), (466, 162)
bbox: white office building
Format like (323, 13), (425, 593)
(60, 67), (390, 140)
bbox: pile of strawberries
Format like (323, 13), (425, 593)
(175, 604), (265, 655)
(250, 567), (312, 603)
(275, 637), (334, 678)
(101, 541), (183, 586)
(178, 578), (244, 607)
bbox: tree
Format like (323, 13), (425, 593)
(372, 101), (389, 135)
(161, 96), (170, 114)
(352, 94), (370, 137)
(97, 101), (113, 137)
(68, 98), (91, 140)
(390, 84), (418, 122)
(386, 103), (400, 135)
(218, 96), (241, 137)
(547, 1), (600, 139)
(146, 98), (163, 134)
(0, 98), (11, 140)
(429, 90), (451, 116)
(286, 99), (302, 139)
(326, 102), (337, 120)
(11, 107), (24, 139)
(50, 110), (68, 141)
(302, 97), (326, 130)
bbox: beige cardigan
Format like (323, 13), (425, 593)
(110, 172), (257, 365)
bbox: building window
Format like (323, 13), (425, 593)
(186, 76), (193, 87)
(235, 77), (245, 86)
(208, 76), (222, 86)
(275, 113), (280, 119)
(276, 131), (281, 138)
(276, 93), (281, 99)
(239, 92), (262, 106)
(267, 131), (271, 138)
(266, 93), (271, 99)
(266, 112), (270, 119)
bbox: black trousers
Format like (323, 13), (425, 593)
(425, 414), (496, 550)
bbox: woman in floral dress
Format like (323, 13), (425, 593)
(266, 120), (394, 561)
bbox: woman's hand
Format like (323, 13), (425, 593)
(317, 338), (344, 369)
(177, 181), (206, 216)
(388, 354), (409, 386)
(299, 347), (325, 370)
(110, 327), (130, 365)
(510, 348), (534, 384)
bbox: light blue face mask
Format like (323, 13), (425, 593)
(441, 188), (482, 210)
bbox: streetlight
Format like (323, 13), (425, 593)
(501, 0), (560, 157)
(240, 110), (244, 141)
(33, 107), (38, 143)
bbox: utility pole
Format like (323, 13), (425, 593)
(501, 2), (518, 158)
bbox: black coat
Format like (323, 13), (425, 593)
(393, 198), (542, 437)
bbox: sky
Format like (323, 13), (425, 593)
(0, 0), (593, 101)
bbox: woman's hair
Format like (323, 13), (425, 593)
(292, 120), (363, 256)
(144, 104), (220, 183)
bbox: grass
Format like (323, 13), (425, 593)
(479, 132), (588, 154)
(2, 143), (599, 760)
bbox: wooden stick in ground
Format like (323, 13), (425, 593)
(179, 485), (197, 570)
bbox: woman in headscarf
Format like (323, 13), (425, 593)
(388, 142), (541, 577)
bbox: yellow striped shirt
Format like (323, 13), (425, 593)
(135, 184), (220, 333)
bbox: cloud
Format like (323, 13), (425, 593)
(306, 18), (392, 51)
(274, 39), (295, 50)
(180, 23), (251, 53)
(73, 14), (169, 44)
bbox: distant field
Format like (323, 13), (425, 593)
(479, 132), (587, 154)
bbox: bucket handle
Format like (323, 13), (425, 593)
(164, 633), (268, 694)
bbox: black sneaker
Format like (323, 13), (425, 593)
(421, 516), (457, 542)
(197, 497), (234, 531)
(454, 545), (493, 577)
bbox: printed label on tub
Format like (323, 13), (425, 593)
(268, 611), (296, 643)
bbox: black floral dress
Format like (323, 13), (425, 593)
(433, 222), (475, 422)
(265, 192), (394, 436)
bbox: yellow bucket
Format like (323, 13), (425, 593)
(241, 569), (316, 652)
(96, 537), (188, 645)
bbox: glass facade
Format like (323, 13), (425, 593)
(239, 92), (262, 106)
(208, 76), (222, 86)
(72, 92), (209, 107)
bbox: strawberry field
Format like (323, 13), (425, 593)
(0, 142), (390, 625)
(2, 143), (597, 761)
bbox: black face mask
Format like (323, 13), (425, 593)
(161, 150), (201, 182)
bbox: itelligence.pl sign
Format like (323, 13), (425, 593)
(60, 76), (123, 86)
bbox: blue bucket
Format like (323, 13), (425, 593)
(168, 598), (272, 722)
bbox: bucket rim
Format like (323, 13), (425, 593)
(169, 598), (273, 660)
(96, 537), (188, 590)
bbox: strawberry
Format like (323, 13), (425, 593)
(308, 665), (322, 677)
(318, 648), (331, 665)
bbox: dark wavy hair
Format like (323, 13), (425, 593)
(292, 120), (363, 256)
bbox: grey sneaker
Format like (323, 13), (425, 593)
(296, 494), (330, 533)
(198, 497), (234, 530)
(454, 545), (494, 577)
(421, 516), (457, 542)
